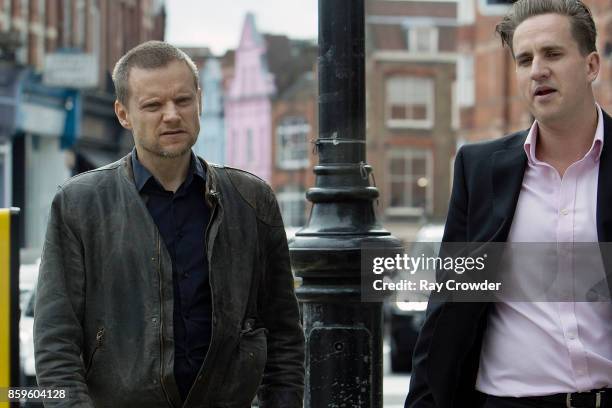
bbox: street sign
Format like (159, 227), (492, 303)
(43, 53), (99, 89)
(0, 208), (20, 408)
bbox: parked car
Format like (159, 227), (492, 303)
(388, 223), (444, 373)
(20, 288), (36, 385)
(19, 260), (40, 311)
(19, 259), (40, 390)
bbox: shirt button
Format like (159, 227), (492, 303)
(561, 209), (569, 215)
(567, 332), (576, 340)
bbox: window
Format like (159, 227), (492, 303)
(63, 0), (72, 47)
(276, 116), (310, 170)
(277, 189), (306, 228)
(386, 77), (434, 128)
(457, 54), (475, 107)
(458, 0), (476, 25)
(406, 26), (438, 54)
(387, 149), (432, 216)
(479, 0), (513, 15)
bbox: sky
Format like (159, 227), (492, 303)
(165, 0), (318, 56)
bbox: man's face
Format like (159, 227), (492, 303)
(513, 13), (599, 125)
(114, 60), (202, 160)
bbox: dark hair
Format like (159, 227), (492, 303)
(495, 0), (597, 57)
(112, 41), (199, 105)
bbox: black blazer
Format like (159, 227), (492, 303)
(405, 110), (612, 408)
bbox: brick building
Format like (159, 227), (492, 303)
(365, 0), (458, 242)
(270, 71), (317, 233)
(456, 0), (612, 143)
(0, 0), (165, 252)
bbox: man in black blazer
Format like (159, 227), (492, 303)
(406, 0), (612, 407)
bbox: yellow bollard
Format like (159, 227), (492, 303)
(0, 208), (20, 408)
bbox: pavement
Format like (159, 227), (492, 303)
(383, 341), (411, 408)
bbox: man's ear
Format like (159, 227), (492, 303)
(586, 51), (600, 83)
(114, 100), (132, 129)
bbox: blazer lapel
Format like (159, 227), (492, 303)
(491, 136), (528, 242)
(597, 111), (612, 242)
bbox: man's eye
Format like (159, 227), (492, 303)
(177, 98), (192, 105)
(143, 104), (160, 110)
(517, 58), (531, 66)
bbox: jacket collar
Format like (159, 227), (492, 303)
(130, 148), (206, 193)
(597, 110), (612, 242)
(491, 109), (612, 242)
(491, 132), (528, 241)
(120, 152), (220, 206)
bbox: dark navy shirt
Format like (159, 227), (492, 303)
(131, 149), (212, 402)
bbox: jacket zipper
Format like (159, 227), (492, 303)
(156, 232), (174, 407)
(183, 190), (220, 405)
(85, 327), (105, 376)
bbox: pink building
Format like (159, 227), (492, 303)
(225, 13), (276, 182)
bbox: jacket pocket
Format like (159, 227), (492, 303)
(85, 327), (105, 378)
(216, 326), (268, 407)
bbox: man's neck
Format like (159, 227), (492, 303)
(136, 147), (191, 193)
(535, 102), (599, 177)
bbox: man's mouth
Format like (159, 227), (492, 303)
(534, 86), (557, 97)
(161, 129), (185, 136)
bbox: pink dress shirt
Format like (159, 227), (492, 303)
(475, 105), (612, 397)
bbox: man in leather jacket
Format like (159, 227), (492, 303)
(33, 41), (305, 408)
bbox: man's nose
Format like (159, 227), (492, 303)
(162, 103), (180, 122)
(530, 57), (550, 81)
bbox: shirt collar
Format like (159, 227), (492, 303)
(524, 104), (604, 165)
(131, 148), (205, 192)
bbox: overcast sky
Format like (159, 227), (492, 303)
(165, 0), (318, 56)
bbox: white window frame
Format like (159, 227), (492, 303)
(406, 26), (438, 54)
(478, 0), (512, 16)
(386, 149), (433, 216)
(386, 76), (435, 129)
(0, 143), (11, 208)
(457, 54), (475, 107)
(276, 117), (311, 170)
(277, 189), (307, 228)
(458, 0), (476, 25)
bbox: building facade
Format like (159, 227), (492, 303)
(193, 57), (225, 165)
(270, 71), (317, 232)
(0, 0), (165, 252)
(225, 13), (275, 183)
(366, 0), (458, 242)
(456, 0), (612, 143)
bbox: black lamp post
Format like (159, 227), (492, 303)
(289, 0), (402, 406)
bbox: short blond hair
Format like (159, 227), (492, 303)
(112, 41), (199, 105)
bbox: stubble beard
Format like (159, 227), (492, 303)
(142, 138), (196, 159)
